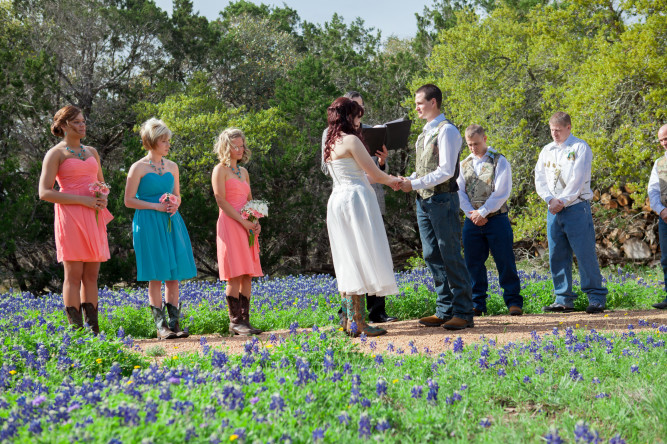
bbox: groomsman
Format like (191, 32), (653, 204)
(399, 84), (474, 330)
(322, 91), (398, 323)
(534, 112), (607, 313)
(647, 124), (667, 310)
(457, 125), (523, 316)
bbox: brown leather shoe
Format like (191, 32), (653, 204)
(419, 314), (448, 327)
(509, 306), (523, 316)
(442, 316), (474, 330)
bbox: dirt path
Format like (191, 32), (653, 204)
(134, 309), (667, 360)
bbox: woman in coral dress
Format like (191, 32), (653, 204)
(38, 105), (113, 334)
(124, 118), (197, 340)
(212, 128), (263, 336)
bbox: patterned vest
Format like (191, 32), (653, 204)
(460, 148), (509, 217)
(415, 119), (460, 199)
(657, 156), (667, 207)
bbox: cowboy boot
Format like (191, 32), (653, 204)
(239, 294), (262, 335)
(80, 302), (100, 335)
(339, 292), (349, 329)
(226, 295), (252, 336)
(165, 302), (189, 338)
(150, 305), (178, 340)
(350, 294), (386, 337)
(65, 306), (84, 330)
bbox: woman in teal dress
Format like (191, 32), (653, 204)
(124, 118), (197, 339)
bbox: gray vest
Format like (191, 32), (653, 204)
(461, 149), (508, 217)
(415, 119), (459, 199)
(657, 156), (667, 207)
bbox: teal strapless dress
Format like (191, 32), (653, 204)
(132, 172), (197, 281)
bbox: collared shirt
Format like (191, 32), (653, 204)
(534, 133), (593, 207)
(457, 148), (512, 218)
(409, 113), (462, 190)
(648, 151), (667, 215)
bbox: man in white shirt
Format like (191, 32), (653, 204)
(399, 84), (473, 330)
(646, 124), (667, 310)
(457, 125), (523, 316)
(534, 112), (607, 313)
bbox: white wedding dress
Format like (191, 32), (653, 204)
(326, 157), (398, 296)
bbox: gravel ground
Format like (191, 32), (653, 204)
(134, 309), (667, 360)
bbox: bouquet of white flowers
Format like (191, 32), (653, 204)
(240, 200), (269, 247)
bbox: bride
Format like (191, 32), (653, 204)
(323, 97), (401, 337)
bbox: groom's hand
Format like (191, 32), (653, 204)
(398, 177), (412, 192)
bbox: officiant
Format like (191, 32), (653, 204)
(321, 91), (398, 324)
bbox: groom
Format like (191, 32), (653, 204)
(398, 84), (474, 330)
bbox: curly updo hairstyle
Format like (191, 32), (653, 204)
(214, 128), (251, 167)
(51, 105), (83, 138)
(323, 97), (366, 163)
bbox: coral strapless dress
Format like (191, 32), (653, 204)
(54, 157), (113, 262)
(216, 178), (263, 280)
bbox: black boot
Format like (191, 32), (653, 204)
(65, 306), (84, 330)
(226, 296), (252, 336)
(150, 305), (178, 340)
(239, 294), (262, 335)
(80, 302), (100, 335)
(165, 302), (189, 338)
(367, 295), (398, 323)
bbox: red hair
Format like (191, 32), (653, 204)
(323, 97), (366, 163)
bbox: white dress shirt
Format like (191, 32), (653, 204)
(648, 152), (667, 215)
(409, 113), (462, 190)
(534, 134), (593, 207)
(457, 148), (512, 218)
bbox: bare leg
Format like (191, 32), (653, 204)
(148, 281), (163, 307)
(164, 280), (179, 306)
(239, 275), (252, 297)
(63, 261), (84, 308)
(226, 277), (241, 299)
(80, 262), (100, 306)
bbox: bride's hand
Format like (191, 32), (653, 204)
(387, 176), (402, 191)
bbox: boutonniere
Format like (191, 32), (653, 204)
(567, 151), (576, 161)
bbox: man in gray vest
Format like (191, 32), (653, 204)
(457, 124), (523, 316)
(322, 91), (398, 323)
(398, 84), (474, 330)
(535, 112), (607, 313)
(647, 124), (667, 310)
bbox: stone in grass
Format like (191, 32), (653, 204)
(145, 345), (166, 357)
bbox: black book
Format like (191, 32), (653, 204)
(361, 118), (412, 153)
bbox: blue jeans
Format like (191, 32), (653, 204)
(416, 193), (473, 321)
(462, 213), (523, 312)
(547, 201), (607, 307)
(658, 218), (667, 300)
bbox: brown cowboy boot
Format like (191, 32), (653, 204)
(239, 294), (262, 335)
(80, 302), (100, 335)
(150, 305), (178, 340)
(349, 294), (386, 337)
(340, 292), (350, 331)
(65, 306), (84, 330)
(226, 295), (252, 336)
(165, 302), (190, 338)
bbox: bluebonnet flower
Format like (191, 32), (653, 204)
(630, 364), (639, 373)
(569, 367), (583, 381)
(376, 419), (391, 432)
(312, 427), (326, 441)
(374, 355), (384, 365)
(453, 337), (464, 353)
(535, 367), (545, 375)
(211, 351), (228, 368)
(523, 376), (531, 383)
(426, 378), (439, 402)
(543, 428), (564, 444)
(369, 340), (376, 351)
(411, 385), (423, 399)
(269, 393), (285, 412)
(608, 434), (626, 444)
(358, 413), (372, 438)
(31, 395), (47, 407)
(480, 418), (491, 428)
(376, 378), (387, 396)
(387, 342), (394, 352)
(360, 398), (371, 408)
(595, 393), (609, 399)
(337, 412), (350, 425)
(497, 369), (506, 377)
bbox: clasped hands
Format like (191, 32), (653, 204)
(387, 176), (413, 192)
(157, 196), (181, 215)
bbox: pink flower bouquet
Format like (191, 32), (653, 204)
(240, 200), (268, 247)
(88, 181), (110, 225)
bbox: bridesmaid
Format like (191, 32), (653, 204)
(38, 105), (113, 334)
(212, 128), (263, 336)
(124, 118), (196, 340)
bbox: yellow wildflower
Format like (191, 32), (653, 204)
(9, 370), (16, 375)
(134, 365), (141, 369)
(392, 379), (399, 384)
(127, 380), (133, 384)
(604, 314), (609, 318)
(96, 358), (102, 364)
(229, 435), (239, 441)
(173, 356), (178, 360)
(265, 344), (273, 348)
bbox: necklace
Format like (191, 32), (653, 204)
(230, 164), (242, 179)
(65, 145), (86, 159)
(148, 157), (165, 175)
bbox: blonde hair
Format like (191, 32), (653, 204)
(140, 118), (172, 150)
(465, 124), (485, 139)
(214, 128), (251, 166)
